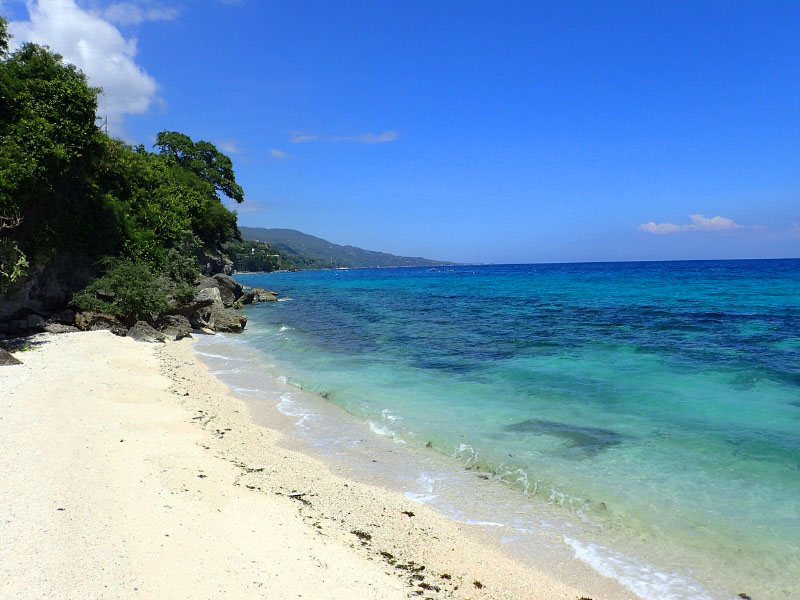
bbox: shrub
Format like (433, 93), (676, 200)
(71, 258), (170, 321)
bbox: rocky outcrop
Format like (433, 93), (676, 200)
(196, 274), (242, 308)
(74, 312), (128, 336)
(155, 315), (192, 341)
(209, 308), (248, 333)
(0, 254), (94, 321)
(126, 321), (166, 343)
(196, 252), (234, 277)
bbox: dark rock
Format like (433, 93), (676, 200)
(43, 323), (79, 334)
(126, 321), (166, 343)
(27, 314), (45, 330)
(0, 348), (21, 366)
(155, 315), (192, 341)
(0, 253), (94, 321)
(210, 308), (247, 333)
(74, 311), (128, 336)
(196, 252), (233, 276)
(240, 290), (256, 305)
(58, 309), (75, 325)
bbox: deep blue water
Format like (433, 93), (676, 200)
(230, 260), (800, 599)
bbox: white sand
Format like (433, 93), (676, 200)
(0, 330), (638, 599)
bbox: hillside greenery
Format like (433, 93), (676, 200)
(239, 227), (452, 269)
(0, 17), (243, 318)
(224, 238), (334, 272)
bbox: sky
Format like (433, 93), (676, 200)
(3, 0), (800, 264)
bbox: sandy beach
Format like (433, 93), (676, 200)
(0, 330), (639, 600)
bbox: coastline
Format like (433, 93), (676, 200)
(0, 330), (638, 599)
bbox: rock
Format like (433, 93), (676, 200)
(213, 274), (243, 306)
(196, 252), (233, 276)
(253, 288), (277, 302)
(43, 323), (79, 334)
(58, 309), (75, 325)
(126, 321), (166, 343)
(240, 290), (256, 305)
(27, 314), (45, 330)
(189, 307), (213, 330)
(155, 315), (192, 341)
(209, 308), (248, 333)
(74, 311), (128, 336)
(194, 283), (226, 310)
(0, 348), (21, 366)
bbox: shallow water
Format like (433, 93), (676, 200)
(220, 260), (799, 599)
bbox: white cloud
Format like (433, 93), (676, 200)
(269, 148), (288, 159)
(102, 3), (179, 26)
(638, 214), (748, 235)
(289, 130), (399, 144)
(9, 0), (159, 131)
(216, 139), (242, 154)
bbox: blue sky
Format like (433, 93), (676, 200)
(4, 1), (800, 263)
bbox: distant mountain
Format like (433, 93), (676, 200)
(238, 227), (453, 268)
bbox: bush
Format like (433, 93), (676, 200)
(71, 258), (170, 321)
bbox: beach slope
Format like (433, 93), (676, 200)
(0, 331), (633, 600)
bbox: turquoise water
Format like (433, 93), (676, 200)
(232, 260), (800, 599)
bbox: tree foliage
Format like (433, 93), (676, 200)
(0, 17), (245, 307)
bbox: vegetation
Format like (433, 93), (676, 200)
(224, 238), (333, 272)
(0, 16), (244, 316)
(238, 227), (452, 269)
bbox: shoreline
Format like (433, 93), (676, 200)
(0, 330), (638, 599)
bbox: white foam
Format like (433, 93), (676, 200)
(278, 325), (292, 332)
(276, 375), (288, 384)
(194, 351), (231, 360)
(276, 393), (314, 429)
(564, 537), (715, 600)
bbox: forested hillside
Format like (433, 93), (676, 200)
(0, 16), (244, 324)
(239, 227), (452, 268)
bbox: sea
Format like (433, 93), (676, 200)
(195, 259), (800, 600)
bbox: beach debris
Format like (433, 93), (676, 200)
(425, 441), (433, 448)
(473, 580), (484, 589)
(440, 573), (451, 580)
(401, 510), (415, 517)
(738, 594), (752, 599)
(351, 529), (372, 544)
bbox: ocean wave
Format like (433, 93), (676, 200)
(564, 537), (714, 600)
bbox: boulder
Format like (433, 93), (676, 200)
(209, 308), (247, 333)
(250, 288), (278, 302)
(43, 323), (79, 334)
(155, 315), (192, 341)
(0, 348), (21, 366)
(193, 286), (225, 310)
(189, 307), (213, 330)
(126, 321), (166, 343)
(74, 311), (128, 336)
(214, 274), (243, 307)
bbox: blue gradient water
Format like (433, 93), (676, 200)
(231, 260), (800, 599)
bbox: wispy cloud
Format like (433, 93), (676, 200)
(289, 130), (399, 144)
(638, 214), (753, 235)
(9, 0), (159, 131)
(216, 139), (242, 154)
(101, 3), (180, 26)
(269, 148), (288, 159)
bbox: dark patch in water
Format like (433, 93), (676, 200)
(505, 418), (623, 453)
